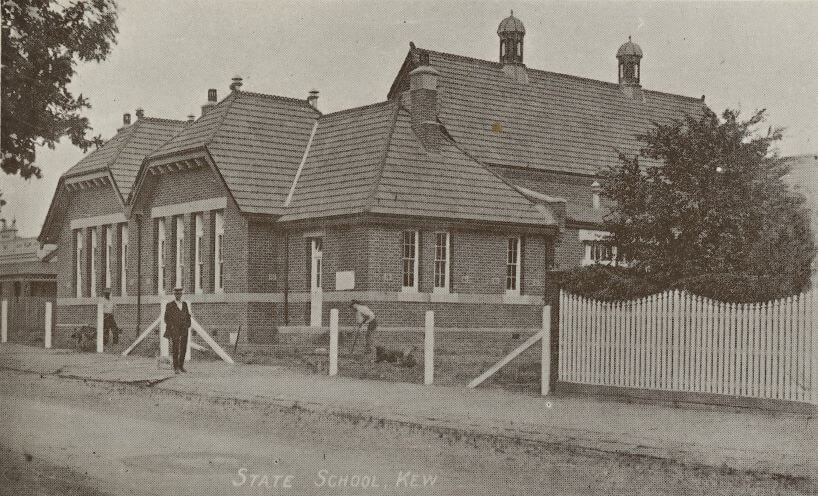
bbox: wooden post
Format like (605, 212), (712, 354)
(44, 302), (52, 349)
(329, 308), (339, 376)
(541, 305), (552, 396)
(159, 297), (169, 358)
(424, 310), (434, 385)
(1, 299), (7, 343)
(96, 301), (104, 353)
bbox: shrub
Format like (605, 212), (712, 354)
(553, 265), (660, 301)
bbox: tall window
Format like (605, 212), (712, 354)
(401, 230), (418, 291)
(75, 230), (83, 297)
(434, 232), (450, 292)
(120, 223), (128, 296)
(505, 237), (521, 294)
(89, 227), (98, 298)
(174, 215), (184, 289)
(214, 211), (224, 293)
(104, 225), (112, 291)
(157, 218), (165, 294)
(194, 213), (203, 293)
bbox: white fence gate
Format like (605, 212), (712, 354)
(558, 289), (817, 405)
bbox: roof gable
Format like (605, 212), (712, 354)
(144, 91), (320, 215)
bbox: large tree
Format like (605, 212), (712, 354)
(600, 108), (814, 296)
(1, 0), (118, 179)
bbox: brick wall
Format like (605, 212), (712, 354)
(56, 184), (122, 299)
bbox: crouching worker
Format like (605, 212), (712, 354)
(349, 300), (377, 356)
(164, 287), (191, 374)
(101, 288), (120, 345)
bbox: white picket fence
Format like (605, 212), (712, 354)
(558, 289), (818, 405)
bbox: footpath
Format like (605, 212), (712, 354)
(0, 343), (815, 480)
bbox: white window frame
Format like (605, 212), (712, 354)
(75, 230), (83, 297)
(194, 213), (203, 294)
(174, 215), (184, 289)
(120, 223), (128, 296)
(433, 232), (450, 293)
(89, 227), (98, 298)
(401, 230), (419, 292)
(214, 211), (224, 293)
(310, 238), (323, 291)
(505, 236), (521, 295)
(582, 241), (619, 266)
(157, 218), (165, 295)
(104, 225), (112, 291)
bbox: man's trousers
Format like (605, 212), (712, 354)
(170, 333), (188, 370)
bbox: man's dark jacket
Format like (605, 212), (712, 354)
(164, 300), (191, 338)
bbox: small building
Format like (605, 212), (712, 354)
(41, 13), (706, 344)
(0, 219), (57, 342)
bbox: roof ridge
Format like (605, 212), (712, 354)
(419, 47), (703, 102)
(237, 90), (319, 111)
(138, 116), (188, 124)
(364, 100), (401, 212)
(319, 100), (393, 118)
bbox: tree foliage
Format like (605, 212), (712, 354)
(1, 0), (118, 178)
(599, 108), (814, 299)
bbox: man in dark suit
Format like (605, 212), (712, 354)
(164, 287), (191, 373)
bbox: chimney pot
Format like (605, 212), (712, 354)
(135, 108), (145, 119)
(187, 114), (195, 123)
(230, 75), (243, 92)
(307, 89), (319, 110)
(123, 113), (131, 125)
(208, 88), (217, 102)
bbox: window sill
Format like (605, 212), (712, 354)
(432, 287), (449, 295)
(401, 286), (418, 293)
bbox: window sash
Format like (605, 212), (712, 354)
(401, 230), (418, 290)
(175, 215), (184, 289)
(90, 227), (97, 298)
(75, 230), (82, 297)
(433, 232), (450, 290)
(157, 218), (165, 294)
(505, 237), (520, 292)
(104, 226), (112, 291)
(214, 211), (224, 292)
(194, 213), (203, 293)
(120, 224), (128, 296)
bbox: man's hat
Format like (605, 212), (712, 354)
(173, 287), (183, 293)
(102, 287), (111, 294)
(349, 299), (360, 306)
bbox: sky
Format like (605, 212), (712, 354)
(2, 0), (817, 237)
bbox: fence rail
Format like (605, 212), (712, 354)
(558, 289), (817, 405)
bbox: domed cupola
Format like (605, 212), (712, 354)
(498, 10), (525, 65)
(616, 36), (643, 86)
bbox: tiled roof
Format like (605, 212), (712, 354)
(147, 91), (320, 215)
(280, 101), (556, 227)
(64, 117), (187, 199)
(388, 49), (705, 176)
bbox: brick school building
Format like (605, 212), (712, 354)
(40, 13), (704, 346)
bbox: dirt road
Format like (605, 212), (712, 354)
(0, 370), (813, 495)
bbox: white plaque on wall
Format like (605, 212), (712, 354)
(335, 270), (355, 290)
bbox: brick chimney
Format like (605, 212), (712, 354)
(135, 108), (145, 119)
(201, 88), (217, 116)
(408, 65), (441, 152)
(123, 113), (131, 125)
(307, 89), (319, 110)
